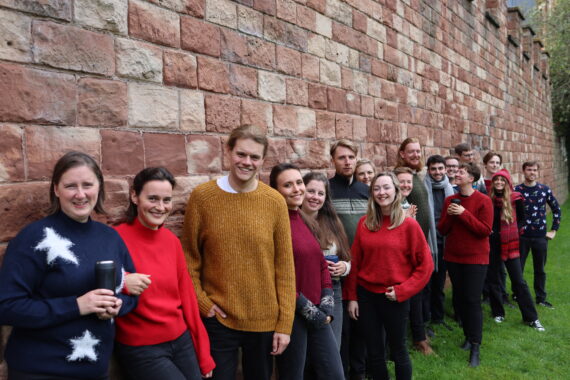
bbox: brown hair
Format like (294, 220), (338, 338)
(227, 125), (269, 157)
(125, 167), (176, 224)
(458, 162), (481, 182)
(490, 176), (514, 223)
(483, 151), (503, 165)
(522, 161), (540, 170)
(330, 139), (358, 157)
(396, 137), (423, 170)
(393, 166), (414, 176)
(454, 143), (471, 156)
(365, 172), (406, 231)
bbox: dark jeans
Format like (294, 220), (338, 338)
(409, 285), (429, 342)
(115, 331), (201, 380)
(358, 286), (411, 380)
(331, 280), (343, 350)
(430, 242), (446, 322)
(488, 253), (538, 322)
(446, 262), (487, 344)
(519, 236), (549, 303)
(7, 369), (108, 380)
(340, 300), (367, 377)
(202, 317), (273, 380)
(276, 315), (344, 380)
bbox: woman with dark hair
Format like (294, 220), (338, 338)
(301, 171), (351, 349)
(270, 164), (344, 380)
(114, 167), (214, 380)
(483, 152), (503, 194)
(0, 151), (137, 380)
(346, 172), (433, 380)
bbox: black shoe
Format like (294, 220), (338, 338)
(426, 327), (436, 338)
(469, 343), (480, 367)
(538, 301), (554, 309)
(460, 339), (471, 351)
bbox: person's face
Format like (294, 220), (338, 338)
(227, 138), (265, 187)
(355, 163), (375, 186)
(485, 155), (501, 175)
(277, 169), (306, 210)
(373, 175), (396, 212)
(523, 165), (539, 183)
(396, 173), (413, 198)
(399, 142), (421, 169)
(303, 180), (326, 213)
(460, 150), (474, 163)
(492, 176), (507, 192)
(454, 168), (474, 186)
(132, 180), (173, 230)
(445, 158), (459, 178)
(53, 165), (100, 223)
(428, 162), (446, 182)
(332, 146), (357, 178)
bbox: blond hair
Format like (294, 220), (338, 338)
(330, 139), (358, 157)
(365, 172), (406, 231)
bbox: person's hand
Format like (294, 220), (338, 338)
(324, 316), (332, 324)
(546, 230), (557, 240)
(207, 304), (227, 318)
(202, 370), (213, 378)
(97, 298), (123, 320)
(406, 204), (418, 219)
(77, 289), (119, 316)
(125, 273), (151, 296)
(348, 300), (359, 320)
(447, 203), (465, 216)
(271, 332), (290, 355)
(327, 261), (347, 277)
(385, 286), (397, 301)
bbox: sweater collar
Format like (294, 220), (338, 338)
(55, 210), (94, 232)
(130, 216), (163, 239)
(332, 172), (354, 186)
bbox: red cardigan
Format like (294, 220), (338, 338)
(345, 215), (433, 302)
(115, 219), (215, 375)
(437, 190), (493, 265)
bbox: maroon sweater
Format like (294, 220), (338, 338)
(437, 190), (493, 265)
(289, 210), (332, 305)
(345, 216), (433, 302)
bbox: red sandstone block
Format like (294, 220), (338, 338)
(398, 104), (413, 123)
(241, 99), (272, 133)
(327, 87), (347, 113)
(197, 56), (230, 94)
(144, 133), (188, 175)
(164, 50), (198, 89)
(276, 45), (302, 77)
(361, 95), (374, 117)
(264, 16), (308, 51)
(335, 114), (353, 139)
(366, 118), (382, 143)
(342, 68), (354, 90)
(78, 78), (127, 127)
(263, 137), (288, 170)
(254, 0), (276, 15)
(205, 94), (241, 132)
(371, 59), (388, 79)
(386, 27), (397, 49)
(374, 99), (398, 121)
(221, 29), (276, 70)
(288, 139), (329, 169)
(186, 134), (223, 174)
(296, 6), (317, 32)
(316, 111), (336, 139)
(230, 64), (258, 98)
(129, 0), (180, 47)
(286, 78), (308, 106)
(301, 53), (320, 81)
(0, 63), (76, 125)
(307, 0), (325, 13)
(381, 80), (396, 102)
(308, 84), (327, 109)
(353, 11), (367, 33)
(32, 21), (114, 75)
(273, 104), (297, 136)
(0, 125), (24, 182)
(352, 116), (367, 141)
(384, 44), (407, 69)
(0, 0), (71, 21)
(346, 92), (361, 115)
(146, 0), (205, 17)
(276, 0), (296, 23)
(181, 16), (221, 57)
(101, 129), (144, 175)
(362, 142), (387, 170)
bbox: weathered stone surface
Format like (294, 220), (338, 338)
(0, 182), (50, 242)
(263, 137), (288, 170)
(33, 21), (114, 75)
(325, 0), (352, 26)
(302, 53), (320, 81)
(273, 105), (296, 137)
(230, 64), (258, 98)
(287, 139), (329, 168)
(259, 71), (286, 102)
(253, 0), (276, 15)
(74, 0), (128, 35)
(96, 179), (130, 225)
(181, 16), (221, 57)
(276, 0), (296, 23)
(0, 9), (32, 63)
(327, 87), (347, 113)
(297, 5), (316, 33)
(316, 111), (336, 139)
(180, 90), (206, 131)
(186, 135), (222, 174)
(346, 92), (361, 115)
(296, 107), (316, 138)
(0, 125), (24, 182)
(115, 38), (162, 82)
(101, 129), (144, 175)
(164, 50), (198, 89)
(320, 59), (341, 86)
(206, 0), (237, 28)
(308, 84), (327, 110)
(205, 94), (241, 132)
(197, 56), (230, 94)
(316, 12), (332, 38)
(276, 45), (301, 77)
(0, 0), (71, 20)
(147, 0), (205, 17)
(129, 0), (180, 47)
(78, 78), (127, 127)
(0, 63), (76, 125)
(335, 114), (353, 139)
(166, 174), (210, 234)
(264, 16), (308, 52)
(286, 78), (308, 106)
(238, 5), (264, 37)
(221, 29), (276, 70)
(241, 99), (272, 133)
(144, 133), (188, 175)
(25, 126), (101, 180)
(128, 83), (178, 128)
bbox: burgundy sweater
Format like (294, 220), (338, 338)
(345, 216), (433, 302)
(437, 190), (493, 265)
(289, 210), (332, 305)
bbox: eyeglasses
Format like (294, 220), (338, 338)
(446, 165), (458, 168)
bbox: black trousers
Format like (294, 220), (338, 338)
(519, 236), (549, 303)
(447, 262), (487, 344)
(340, 300), (367, 377)
(430, 242), (446, 323)
(409, 285), (429, 342)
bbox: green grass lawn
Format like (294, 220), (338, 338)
(409, 202), (570, 379)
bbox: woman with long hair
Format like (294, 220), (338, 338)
(487, 169), (544, 331)
(270, 164), (344, 380)
(301, 172), (351, 349)
(114, 167), (215, 379)
(0, 151), (137, 380)
(346, 172), (433, 380)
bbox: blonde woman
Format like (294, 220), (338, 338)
(354, 159), (376, 186)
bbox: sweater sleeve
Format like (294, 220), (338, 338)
(437, 197), (452, 236)
(115, 239), (138, 317)
(344, 219), (363, 301)
(456, 195), (493, 237)
(546, 187), (561, 231)
(515, 199), (525, 232)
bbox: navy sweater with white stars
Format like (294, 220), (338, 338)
(514, 183), (561, 238)
(0, 211), (137, 379)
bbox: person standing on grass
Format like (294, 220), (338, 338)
(182, 126), (296, 380)
(514, 161), (562, 309)
(487, 169), (545, 332)
(437, 163), (493, 368)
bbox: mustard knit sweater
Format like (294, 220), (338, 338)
(182, 180), (296, 334)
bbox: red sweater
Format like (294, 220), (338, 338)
(115, 219), (215, 375)
(437, 190), (493, 265)
(345, 216), (433, 302)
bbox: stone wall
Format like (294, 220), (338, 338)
(0, 0), (567, 377)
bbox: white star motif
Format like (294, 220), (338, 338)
(66, 330), (100, 362)
(115, 266), (126, 294)
(35, 227), (79, 265)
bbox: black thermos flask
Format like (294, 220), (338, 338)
(95, 260), (116, 294)
(450, 198), (462, 205)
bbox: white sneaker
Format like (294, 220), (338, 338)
(529, 320), (545, 332)
(494, 316), (505, 323)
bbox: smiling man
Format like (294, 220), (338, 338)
(182, 125), (296, 380)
